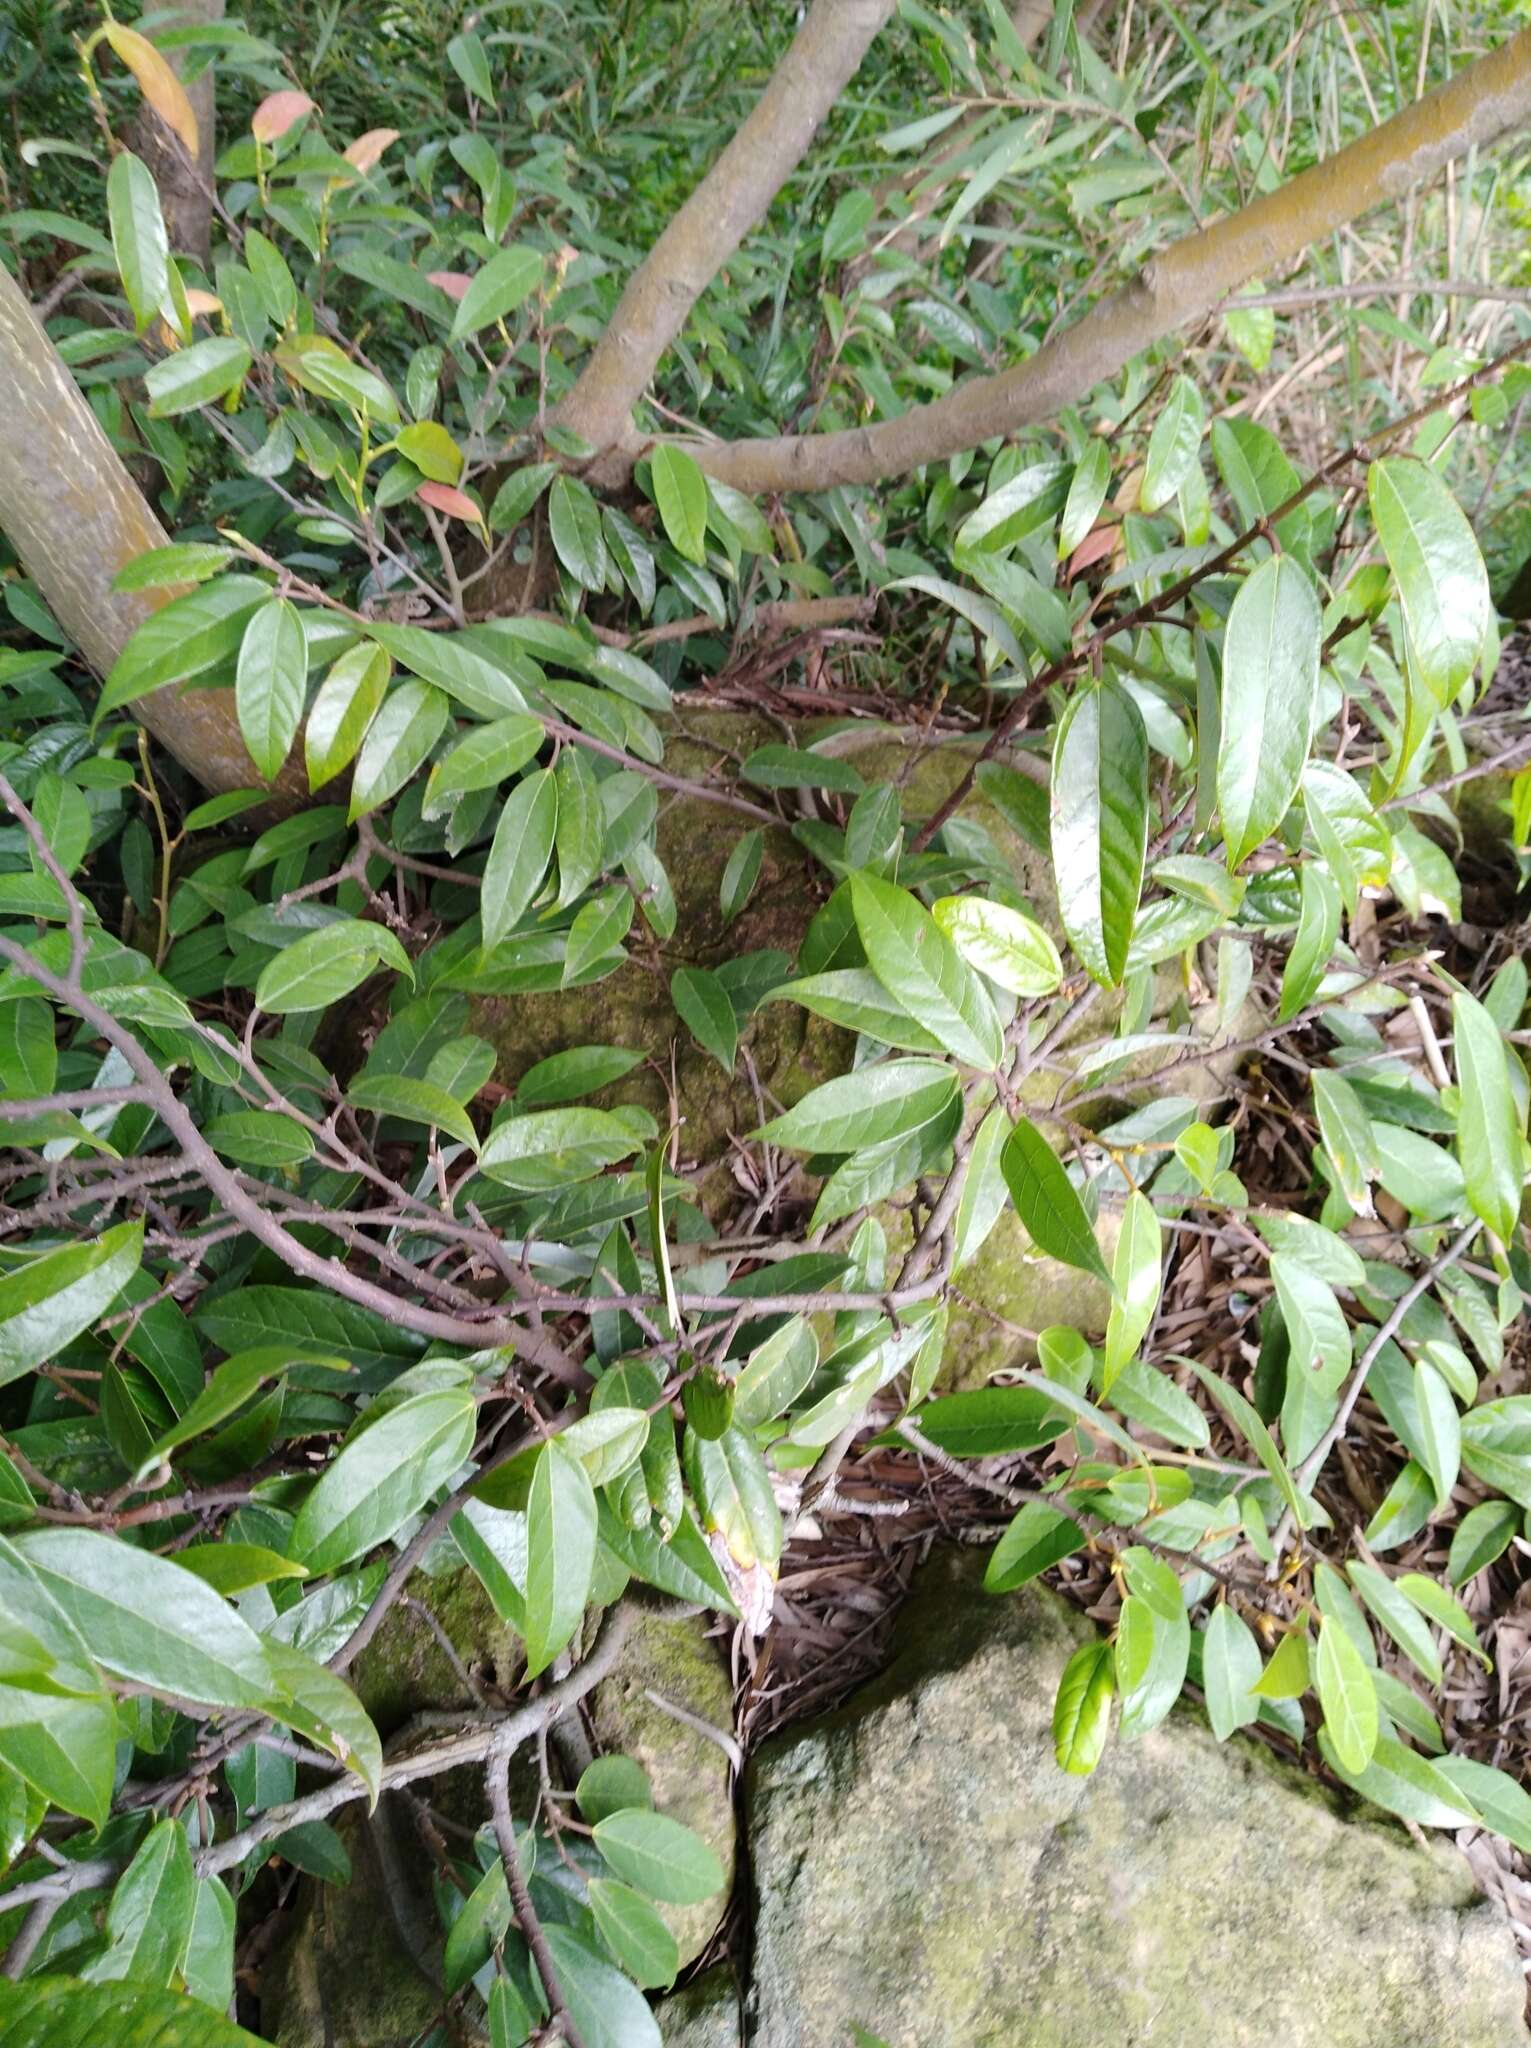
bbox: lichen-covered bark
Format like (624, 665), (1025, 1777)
(0, 261), (302, 800)
(680, 26), (1531, 491)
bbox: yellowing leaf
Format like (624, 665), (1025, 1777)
(103, 24), (199, 160)
(342, 127), (400, 175)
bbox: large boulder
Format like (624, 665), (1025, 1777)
(745, 1548), (1526, 2048)
(654, 1965), (745, 2047)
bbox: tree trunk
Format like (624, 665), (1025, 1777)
(555, 0), (897, 453)
(128, 0), (225, 267)
(666, 26), (1531, 491)
(0, 261), (302, 801)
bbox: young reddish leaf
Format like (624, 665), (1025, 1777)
(252, 89), (315, 144)
(418, 481), (485, 530)
(183, 288), (222, 320)
(426, 271), (473, 300)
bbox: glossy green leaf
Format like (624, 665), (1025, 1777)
(1000, 1118), (1110, 1286)
(291, 1388), (477, 1574)
(849, 873), (1003, 1069)
(591, 1807), (723, 1905)
(1141, 374), (1204, 514)
(588, 1877), (679, 1989)
(1368, 456), (1490, 706)
(984, 1501), (1085, 1593)
(107, 149), (168, 330)
(1058, 436), (1111, 558)
(448, 245), (542, 341)
(1101, 1191), (1161, 1392)
(0, 1979), (268, 2046)
(478, 1107), (641, 1189)
(1447, 1499), (1518, 1586)
(1202, 1601), (1262, 1740)
(1218, 554), (1320, 867)
(94, 1817), (196, 1987)
(346, 1074), (480, 1152)
(931, 893), (1061, 997)
(145, 336), (251, 417)
(305, 642), (389, 791)
(1452, 990), (1525, 1244)
(1277, 863), (1340, 1022)
(15, 1529), (274, 1709)
(482, 767), (557, 948)
(1050, 678), (1148, 986)
(523, 1437), (597, 1678)
(758, 1059), (957, 1154)
(0, 1221), (143, 1390)
(650, 445), (709, 567)
(348, 679), (450, 820)
(671, 966), (737, 1073)
(548, 475), (608, 591)
(1314, 1611), (1378, 1773)
(1052, 1639), (1114, 1774)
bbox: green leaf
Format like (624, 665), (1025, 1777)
(1320, 1730), (1479, 1830)
(931, 894), (1061, 997)
(107, 149), (168, 330)
(849, 873), (1003, 1069)
(144, 336), (251, 417)
(1186, 1359), (1314, 1529)
(490, 461), (559, 532)
(100, 576), (268, 717)
(482, 768), (558, 949)
(255, 919), (412, 1014)
(1277, 863), (1340, 1021)
(757, 1059), (957, 1153)
(15, 1528), (274, 1709)
(1141, 375), (1204, 514)
(896, 1384), (1067, 1458)
(113, 543), (234, 594)
(548, 475), (608, 591)
(1452, 990), (1525, 1244)
(348, 679), (450, 820)
(1053, 1639), (1114, 1773)
(175, 1543), (309, 1596)
(553, 747), (603, 908)
(1270, 1253), (1351, 1396)
(983, 1501), (1085, 1593)
(1433, 1758), (1531, 1854)
(596, 1501), (737, 1614)
(733, 1317), (818, 1430)
(135, 1347), (345, 1478)
(265, 1640), (382, 1804)
(1102, 1194), (1161, 1394)
(720, 829), (763, 925)
(1395, 1572), (1487, 1664)
(1251, 1628), (1310, 1698)
(741, 745), (866, 796)
(346, 1074), (480, 1152)
(563, 888), (634, 982)
(0, 1979), (268, 2046)
(1447, 1499), (1518, 1586)
(671, 966), (737, 1073)
(1311, 1070), (1379, 1217)
(305, 642), (389, 792)
(448, 246), (542, 341)
(588, 1877), (679, 1989)
(1368, 456), (1490, 706)
(591, 1807), (724, 1905)
(685, 1425), (781, 1570)
(523, 1438), (597, 1678)
(94, 1818), (196, 1988)
(577, 1755), (652, 1823)
(1000, 1119), (1110, 1286)
(514, 1046), (642, 1109)
(1115, 1548), (1190, 1738)
(206, 1110), (314, 1169)
(650, 445), (710, 567)
(1058, 437), (1111, 558)
(478, 1107), (640, 1190)
(428, 714), (544, 808)
(275, 334), (399, 422)
(1347, 1561), (1442, 1686)
(1218, 554), (1321, 867)
(1314, 1611), (1378, 1772)
(1412, 1358), (1461, 1511)
(0, 1221), (143, 1390)
(768, 969), (947, 1054)
(292, 1389), (476, 1574)
(1202, 1601), (1262, 1740)
(543, 1926), (662, 2048)
(393, 421), (463, 484)
(1050, 678), (1148, 987)
(233, 598), (307, 782)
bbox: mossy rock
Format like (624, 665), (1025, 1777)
(654, 1964), (745, 2047)
(586, 1605), (737, 1970)
(351, 1557), (522, 1739)
(470, 712), (1053, 1214)
(259, 1809), (443, 2048)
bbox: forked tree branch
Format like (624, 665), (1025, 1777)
(555, 0), (897, 452)
(661, 26), (1531, 492)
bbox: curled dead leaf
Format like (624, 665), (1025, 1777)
(252, 90), (315, 145)
(103, 24), (200, 160)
